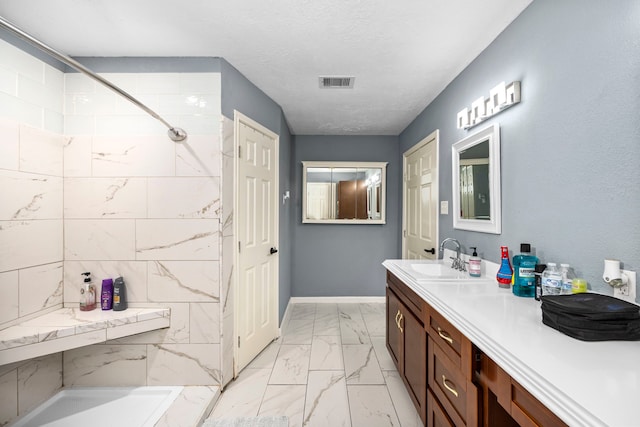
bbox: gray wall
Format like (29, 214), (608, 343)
(400, 0), (640, 297)
(292, 135), (400, 297)
(219, 59), (294, 321)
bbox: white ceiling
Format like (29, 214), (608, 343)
(0, 0), (532, 135)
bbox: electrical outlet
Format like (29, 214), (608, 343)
(614, 270), (637, 302)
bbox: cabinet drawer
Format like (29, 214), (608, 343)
(427, 308), (472, 378)
(387, 271), (426, 320)
(428, 337), (478, 427)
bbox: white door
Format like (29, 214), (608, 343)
(403, 130), (439, 259)
(307, 182), (333, 220)
(235, 113), (279, 372)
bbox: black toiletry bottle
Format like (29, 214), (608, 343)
(534, 264), (547, 301)
(113, 276), (128, 311)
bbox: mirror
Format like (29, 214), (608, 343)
(302, 161), (387, 224)
(451, 124), (501, 234)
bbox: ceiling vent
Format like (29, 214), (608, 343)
(319, 76), (355, 89)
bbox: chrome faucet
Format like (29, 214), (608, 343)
(439, 238), (465, 271)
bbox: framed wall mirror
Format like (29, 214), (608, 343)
(302, 161), (387, 224)
(451, 123), (501, 234)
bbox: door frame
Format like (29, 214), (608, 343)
(233, 110), (280, 376)
(402, 129), (439, 259)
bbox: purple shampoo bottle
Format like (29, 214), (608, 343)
(101, 278), (113, 310)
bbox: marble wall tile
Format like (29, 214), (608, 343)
(19, 125), (64, 176)
(135, 219), (219, 261)
(347, 385), (400, 427)
(91, 135), (175, 177)
(0, 92), (42, 130)
(17, 353), (62, 416)
(383, 370), (422, 427)
(148, 177), (220, 219)
(0, 220), (63, 272)
(0, 39), (44, 82)
(147, 343), (220, 386)
(108, 302), (189, 345)
(258, 385), (306, 427)
(0, 117), (19, 170)
(148, 260), (219, 302)
(64, 178), (147, 218)
(190, 303), (220, 344)
(0, 270), (19, 325)
(64, 260), (148, 304)
(303, 371), (351, 427)
(0, 369), (18, 426)
(63, 135), (92, 177)
(269, 345), (310, 385)
(176, 134), (221, 177)
(154, 385), (219, 427)
(64, 219), (135, 260)
(18, 262), (63, 317)
(0, 171), (63, 220)
(343, 344), (384, 385)
(210, 368), (271, 419)
(63, 344), (147, 386)
(220, 232), (234, 387)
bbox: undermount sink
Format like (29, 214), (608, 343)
(392, 259), (483, 283)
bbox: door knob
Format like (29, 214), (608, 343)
(424, 248), (435, 254)
(270, 247), (278, 255)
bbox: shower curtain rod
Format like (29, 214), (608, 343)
(0, 15), (187, 142)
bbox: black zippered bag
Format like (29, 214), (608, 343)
(540, 293), (640, 341)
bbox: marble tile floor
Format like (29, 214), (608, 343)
(205, 302), (422, 427)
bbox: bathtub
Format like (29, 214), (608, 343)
(11, 386), (183, 427)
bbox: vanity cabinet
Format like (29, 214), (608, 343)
(386, 270), (568, 427)
(386, 271), (427, 423)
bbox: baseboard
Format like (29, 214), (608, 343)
(288, 296), (386, 304)
(278, 298), (293, 335)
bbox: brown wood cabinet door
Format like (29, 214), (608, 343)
(386, 288), (403, 370)
(427, 389), (455, 427)
(337, 179), (367, 219)
(402, 306), (427, 422)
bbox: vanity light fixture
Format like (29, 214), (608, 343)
(457, 81), (521, 130)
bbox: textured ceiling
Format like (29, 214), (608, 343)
(0, 0), (532, 135)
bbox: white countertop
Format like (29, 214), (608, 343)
(383, 259), (640, 427)
(0, 306), (170, 366)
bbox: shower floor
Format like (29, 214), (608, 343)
(11, 386), (183, 427)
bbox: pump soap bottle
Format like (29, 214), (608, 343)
(79, 272), (96, 311)
(468, 247), (482, 277)
(113, 276), (127, 311)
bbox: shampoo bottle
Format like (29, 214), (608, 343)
(468, 247), (482, 277)
(113, 276), (127, 311)
(101, 278), (113, 310)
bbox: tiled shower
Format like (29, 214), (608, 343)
(0, 38), (233, 424)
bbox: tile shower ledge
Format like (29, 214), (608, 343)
(0, 306), (170, 365)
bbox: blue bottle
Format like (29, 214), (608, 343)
(512, 243), (538, 297)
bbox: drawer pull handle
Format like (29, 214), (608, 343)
(442, 375), (459, 398)
(437, 327), (454, 345)
(399, 313), (404, 333)
(395, 310), (401, 329)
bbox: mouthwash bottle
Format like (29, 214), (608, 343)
(496, 246), (513, 289)
(512, 243), (538, 297)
